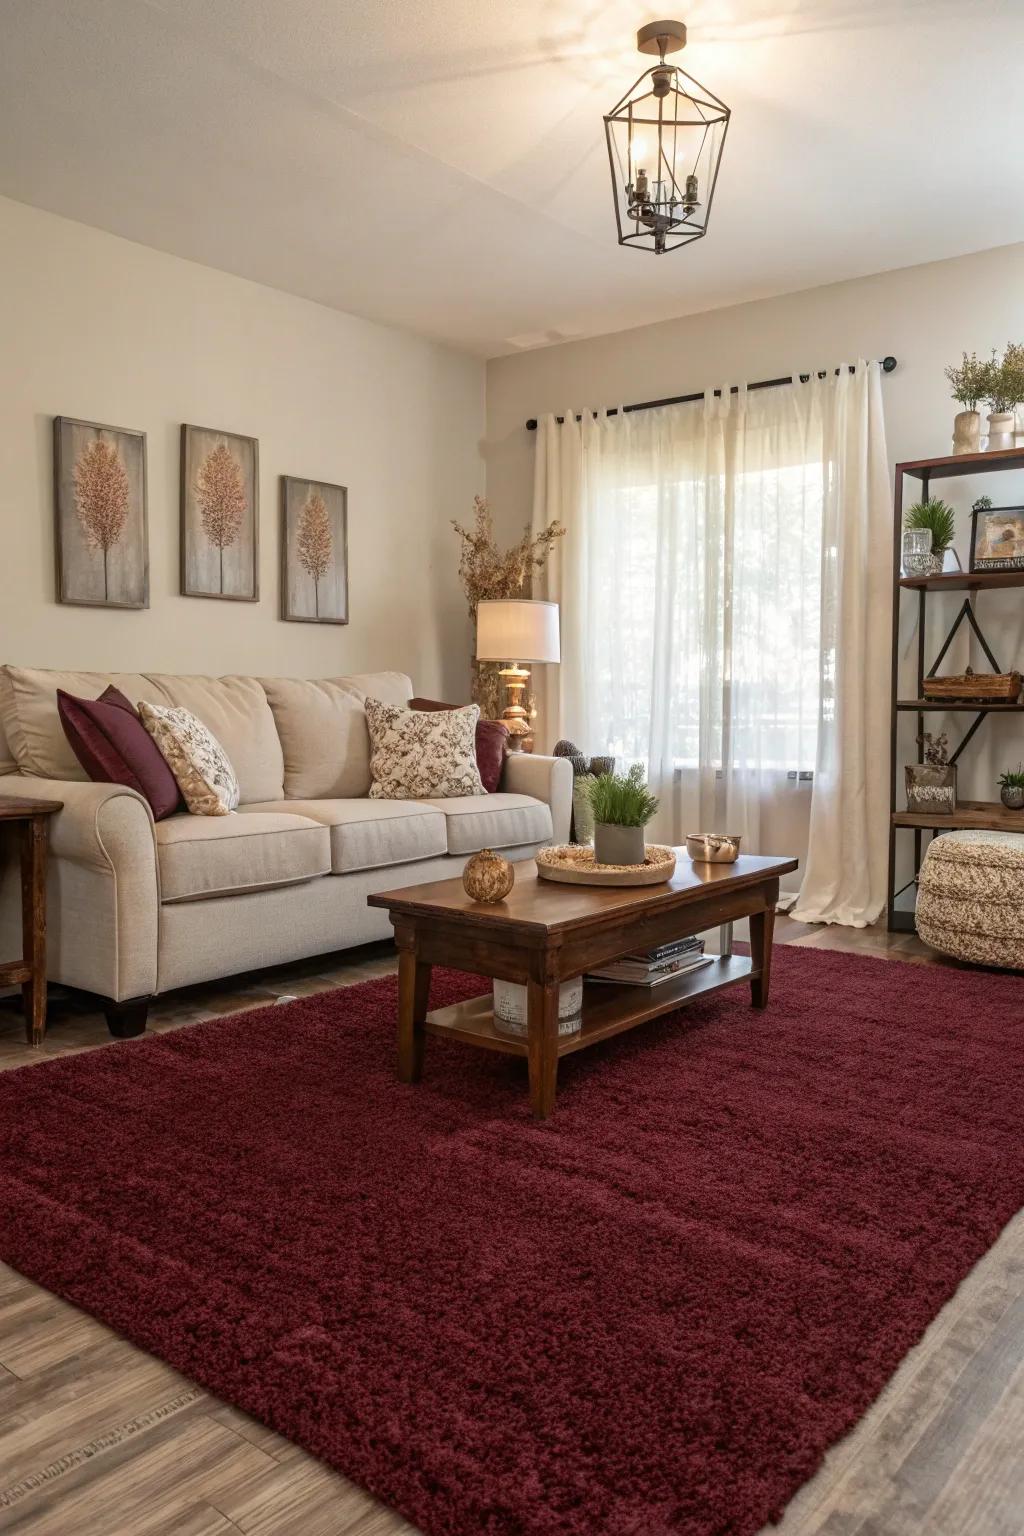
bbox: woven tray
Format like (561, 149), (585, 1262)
(535, 844), (677, 887)
(923, 670), (1022, 703)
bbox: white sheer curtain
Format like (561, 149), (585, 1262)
(531, 362), (891, 927)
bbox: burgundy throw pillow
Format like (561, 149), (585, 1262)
(57, 685), (182, 820)
(408, 697), (509, 793)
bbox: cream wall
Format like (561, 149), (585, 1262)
(0, 196), (483, 695)
(486, 243), (1024, 866)
(486, 242), (1024, 522)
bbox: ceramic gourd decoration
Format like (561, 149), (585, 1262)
(463, 848), (515, 903)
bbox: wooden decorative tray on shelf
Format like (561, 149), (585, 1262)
(923, 669), (1022, 703)
(535, 844), (677, 887)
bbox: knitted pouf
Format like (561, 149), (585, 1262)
(916, 829), (1024, 969)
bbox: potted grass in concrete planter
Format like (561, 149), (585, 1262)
(585, 763), (659, 866)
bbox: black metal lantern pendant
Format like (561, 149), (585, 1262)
(605, 20), (729, 255)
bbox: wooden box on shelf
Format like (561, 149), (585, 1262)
(922, 670), (1022, 703)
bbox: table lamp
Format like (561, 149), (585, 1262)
(475, 599), (560, 751)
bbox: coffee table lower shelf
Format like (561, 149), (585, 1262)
(425, 954), (755, 1059)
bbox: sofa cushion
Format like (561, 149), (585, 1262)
(329, 672), (414, 708)
(424, 792), (553, 854)
(0, 705), (15, 777)
(241, 798), (447, 874)
(259, 672), (414, 801)
(409, 697), (509, 793)
(367, 699), (485, 800)
(143, 675), (284, 803)
(140, 703), (241, 816)
(155, 811), (330, 903)
(260, 679), (374, 800)
(0, 667), (166, 781)
(57, 686), (182, 819)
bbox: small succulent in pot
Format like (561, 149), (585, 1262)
(998, 764), (1024, 811)
(584, 763), (659, 866)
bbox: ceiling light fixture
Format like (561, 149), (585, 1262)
(604, 19), (730, 255)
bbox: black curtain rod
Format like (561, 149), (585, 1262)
(524, 356), (898, 431)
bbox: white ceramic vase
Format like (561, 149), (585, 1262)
(986, 411), (1015, 452)
(952, 410), (981, 455)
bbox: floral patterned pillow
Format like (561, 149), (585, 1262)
(365, 698), (485, 799)
(138, 702), (240, 816)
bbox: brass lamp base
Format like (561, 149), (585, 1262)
(499, 663), (534, 753)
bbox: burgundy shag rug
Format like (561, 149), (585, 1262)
(2, 947), (1024, 1536)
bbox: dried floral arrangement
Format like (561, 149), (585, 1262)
(984, 342), (1024, 414)
(451, 495), (564, 718)
(944, 351), (989, 413)
(945, 345), (1024, 414)
(918, 732), (950, 767)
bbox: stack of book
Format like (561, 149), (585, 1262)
(587, 936), (711, 987)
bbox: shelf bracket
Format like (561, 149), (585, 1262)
(948, 711), (988, 766)
(927, 599), (1002, 678)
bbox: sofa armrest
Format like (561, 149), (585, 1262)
(0, 774), (155, 868)
(0, 775), (159, 1000)
(500, 753), (573, 845)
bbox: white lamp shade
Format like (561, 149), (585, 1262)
(476, 599), (560, 664)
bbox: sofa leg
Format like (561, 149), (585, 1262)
(104, 996), (151, 1039)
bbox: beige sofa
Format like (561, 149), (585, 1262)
(0, 667), (572, 1037)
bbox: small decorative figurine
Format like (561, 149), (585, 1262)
(463, 847), (515, 903)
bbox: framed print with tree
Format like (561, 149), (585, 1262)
(53, 417), (148, 608)
(281, 476), (348, 624)
(180, 425), (259, 600)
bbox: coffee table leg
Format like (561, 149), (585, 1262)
(397, 943), (431, 1084)
(749, 903), (775, 1009)
(526, 976), (559, 1120)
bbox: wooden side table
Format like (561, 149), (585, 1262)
(0, 796), (63, 1047)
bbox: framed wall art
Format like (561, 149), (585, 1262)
(53, 416), (148, 609)
(280, 475), (348, 624)
(180, 424), (259, 600)
(969, 503), (1024, 572)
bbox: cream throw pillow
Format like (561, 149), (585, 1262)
(139, 702), (240, 816)
(365, 698), (484, 799)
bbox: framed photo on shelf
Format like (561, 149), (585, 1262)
(969, 504), (1024, 572)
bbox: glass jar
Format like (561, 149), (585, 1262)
(902, 528), (933, 577)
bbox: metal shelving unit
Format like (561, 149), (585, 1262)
(887, 447), (1024, 933)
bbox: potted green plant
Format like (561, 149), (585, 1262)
(998, 764), (1024, 811)
(904, 499), (956, 575)
(945, 350), (989, 454)
(585, 763), (658, 865)
(983, 343), (1024, 451)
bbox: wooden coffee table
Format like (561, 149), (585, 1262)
(369, 850), (798, 1120)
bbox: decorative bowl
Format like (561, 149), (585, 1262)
(535, 844), (676, 887)
(685, 833), (741, 864)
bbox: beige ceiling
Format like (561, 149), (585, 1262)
(2, 0), (1023, 357)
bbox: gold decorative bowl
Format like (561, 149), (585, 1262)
(685, 833), (741, 864)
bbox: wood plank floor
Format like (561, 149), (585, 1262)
(1, 920), (1021, 1534)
